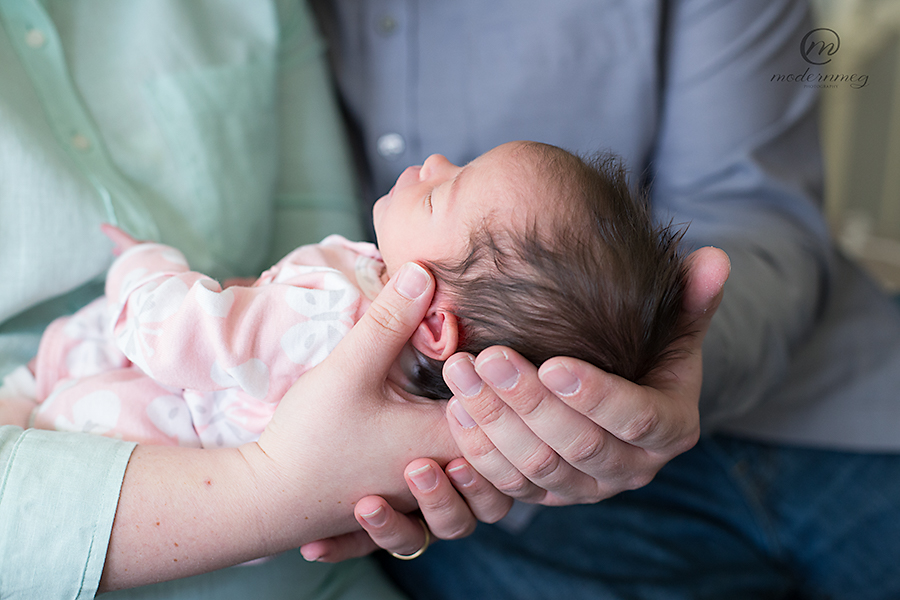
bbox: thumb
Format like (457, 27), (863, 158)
(326, 262), (435, 382)
(646, 245), (729, 395)
(680, 246), (730, 342)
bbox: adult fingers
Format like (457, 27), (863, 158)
(653, 246), (730, 393)
(356, 497), (431, 558)
(405, 458), (512, 537)
(539, 356), (692, 468)
(349, 458), (511, 555)
(298, 497), (429, 563)
(649, 246), (731, 396)
(682, 246), (730, 318)
(444, 352), (589, 503)
(297, 456), (515, 564)
(447, 349), (650, 504)
(299, 531), (379, 563)
(442, 458), (513, 524)
(354, 459), (512, 558)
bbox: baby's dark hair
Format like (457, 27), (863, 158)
(406, 142), (688, 400)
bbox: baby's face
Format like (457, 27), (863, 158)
(373, 141), (542, 278)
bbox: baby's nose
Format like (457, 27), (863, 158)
(419, 154), (456, 181)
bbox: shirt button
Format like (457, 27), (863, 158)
(376, 15), (398, 36)
(25, 29), (46, 48)
(377, 133), (406, 159)
(71, 134), (91, 151)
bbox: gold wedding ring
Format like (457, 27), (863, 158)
(390, 518), (432, 560)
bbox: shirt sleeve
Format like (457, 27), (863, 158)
(650, 0), (833, 427)
(105, 242), (364, 399)
(0, 426), (135, 599)
(269, 0), (365, 262)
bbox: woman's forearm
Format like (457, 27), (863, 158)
(99, 442), (357, 591)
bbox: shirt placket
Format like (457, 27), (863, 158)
(0, 0), (159, 242)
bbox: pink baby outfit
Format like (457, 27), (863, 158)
(30, 235), (385, 448)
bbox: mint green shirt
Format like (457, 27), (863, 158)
(0, 2), (402, 598)
(0, 427), (134, 598)
(0, 0), (364, 377)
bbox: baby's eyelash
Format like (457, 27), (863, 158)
(425, 193), (433, 209)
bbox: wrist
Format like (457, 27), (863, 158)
(237, 439), (363, 546)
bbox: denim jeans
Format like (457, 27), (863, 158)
(381, 435), (900, 600)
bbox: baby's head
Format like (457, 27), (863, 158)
(373, 141), (687, 399)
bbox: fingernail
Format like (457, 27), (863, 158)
(299, 547), (323, 562)
(445, 356), (483, 397)
(408, 464), (439, 492)
(478, 351), (519, 390)
(541, 364), (581, 396)
(449, 398), (477, 429)
(395, 263), (429, 299)
(447, 463), (475, 487)
(359, 506), (388, 528)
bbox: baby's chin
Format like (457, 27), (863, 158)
(371, 199), (384, 231)
(372, 189), (393, 224)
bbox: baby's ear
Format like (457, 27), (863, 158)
(411, 306), (459, 361)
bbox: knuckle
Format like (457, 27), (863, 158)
(422, 489), (459, 515)
(618, 406), (661, 445)
(462, 436), (502, 463)
(471, 396), (507, 428)
(384, 530), (416, 552)
(441, 521), (476, 541)
(562, 432), (607, 466)
(519, 446), (562, 482)
(494, 474), (537, 499)
(508, 389), (545, 419)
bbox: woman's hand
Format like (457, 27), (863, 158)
(102, 262), (463, 590)
(252, 262), (463, 521)
(441, 246), (730, 505)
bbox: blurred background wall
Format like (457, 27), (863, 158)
(813, 0), (900, 292)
